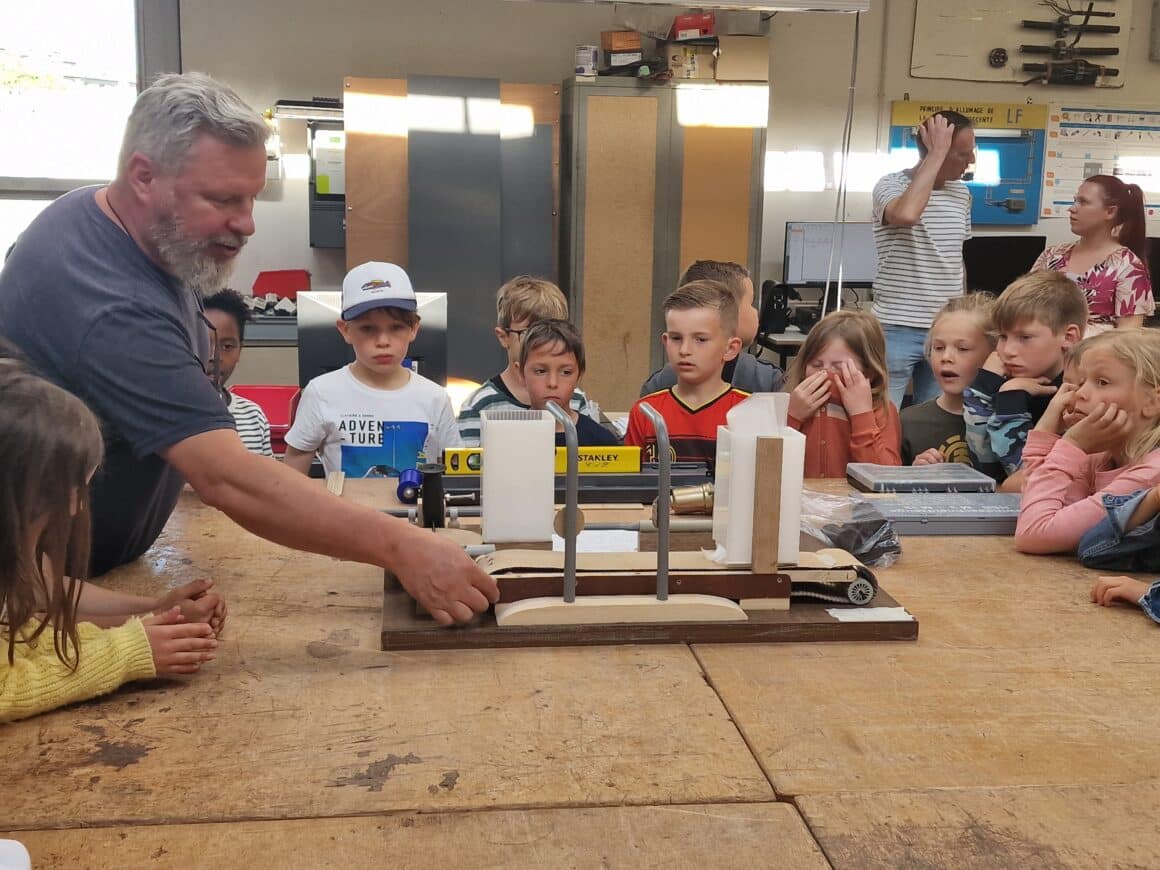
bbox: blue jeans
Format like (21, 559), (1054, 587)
(882, 323), (938, 408)
(1077, 489), (1160, 573)
(1079, 489), (1160, 623)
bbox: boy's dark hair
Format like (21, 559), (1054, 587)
(915, 110), (973, 159)
(518, 319), (585, 375)
(663, 280), (740, 338)
(204, 288), (251, 342)
(993, 271), (1088, 335)
(679, 260), (750, 304)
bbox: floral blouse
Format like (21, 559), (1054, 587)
(1032, 242), (1155, 328)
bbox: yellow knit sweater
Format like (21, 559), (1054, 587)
(1, 619), (156, 724)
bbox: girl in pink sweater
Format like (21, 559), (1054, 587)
(1015, 329), (1160, 554)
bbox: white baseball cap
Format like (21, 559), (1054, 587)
(340, 262), (417, 320)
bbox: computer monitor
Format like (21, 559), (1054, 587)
(783, 221), (878, 286)
(963, 235), (1047, 296)
(296, 291), (449, 389)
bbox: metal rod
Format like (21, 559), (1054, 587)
(545, 401), (579, 603)
(639, 404), (670, 600)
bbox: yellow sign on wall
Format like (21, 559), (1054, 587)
(890, 101), (1048, 130)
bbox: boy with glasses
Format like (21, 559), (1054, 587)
(456, 276), (601, 446)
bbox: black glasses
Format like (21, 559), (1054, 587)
(504, 327), (529, 340)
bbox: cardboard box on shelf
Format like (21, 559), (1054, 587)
(665, 42), (716, 80)
(607, 50), (644, 67)
(715, 35), (769, 82)
(601, 30), (642, 52)
(670, 12), (715, 41)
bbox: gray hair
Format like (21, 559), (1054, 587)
(118, 72), (269, 176)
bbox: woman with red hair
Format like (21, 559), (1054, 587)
(1033, 174), (1154, 334)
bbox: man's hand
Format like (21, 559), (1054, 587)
(1064, 402), (1133, 454)
(912, 448), (946, 466)
(918, 114), (955, 161)
(389, 527), (499, 625)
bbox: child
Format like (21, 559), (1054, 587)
(1014, 328), (1160, 555)
(1, 365), (221, 723)
(902, 293), (996, 468)
(284, 262), (462, 479)
(639, 260), (784, 396)
(204, 288), (272, 456)
(963, 271), (1087, 480)
(457, 276), (600, 447)
(785, 309), (900, 477)
(626, 280), (750, 462)
(519, 319), (620, 447)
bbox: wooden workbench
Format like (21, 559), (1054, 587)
(4, 481), (1160, 868)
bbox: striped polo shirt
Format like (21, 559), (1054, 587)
(871, 170), (972, 329)
(227, 393), (273, 456)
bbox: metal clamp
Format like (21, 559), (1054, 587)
(544, 401), (579, 602)
(639, 404), (671, 600)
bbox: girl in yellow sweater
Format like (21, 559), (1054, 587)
(1, 364), (223, 723)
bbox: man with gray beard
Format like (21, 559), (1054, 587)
(0, 73), (498, 626)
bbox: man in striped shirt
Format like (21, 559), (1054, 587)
(205, 289), (273, 456)
(872, 111), (975, 407)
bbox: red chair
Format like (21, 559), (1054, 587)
(230, 385), (301, 455)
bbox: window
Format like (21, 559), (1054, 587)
(0, 1), (171, 252)
(0, 1), (138, 185)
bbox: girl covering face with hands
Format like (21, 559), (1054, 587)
(785, 309), (901, 478)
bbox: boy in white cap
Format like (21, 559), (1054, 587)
(283, 262), (462, 478)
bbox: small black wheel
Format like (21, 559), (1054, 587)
(847, 578), (875, 605)
(989, 47), (1008, 69)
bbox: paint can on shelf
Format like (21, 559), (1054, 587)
(574, 45), (598, 76)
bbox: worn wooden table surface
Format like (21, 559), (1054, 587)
(3, 480), (1158, 868)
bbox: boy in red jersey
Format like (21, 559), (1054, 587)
(625, 280), (750, 462)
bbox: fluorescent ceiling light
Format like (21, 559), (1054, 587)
(272, 99), (343, 121)
(509, 0), (868, 10)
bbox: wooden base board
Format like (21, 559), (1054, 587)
(382, 587), (917, 650)
(495, 594), (748, 626)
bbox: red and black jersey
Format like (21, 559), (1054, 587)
(624, 387), (750, 463)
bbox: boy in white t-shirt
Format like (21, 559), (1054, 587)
(284, 262), (462, 478)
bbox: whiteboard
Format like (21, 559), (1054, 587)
(911, 0), (1130, 88)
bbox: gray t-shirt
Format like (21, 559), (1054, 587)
(0, 187), (235, 575)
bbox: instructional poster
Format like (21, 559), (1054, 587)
(1042, 105), (1160, 218)
(890, 101), (1048, 226)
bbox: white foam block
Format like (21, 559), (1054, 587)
(480, 410), (555, 543)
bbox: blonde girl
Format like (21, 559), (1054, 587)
(1015, 328), (1160, 554)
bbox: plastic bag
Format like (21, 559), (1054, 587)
(800, 488), (901, 568)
